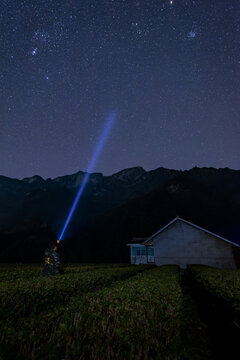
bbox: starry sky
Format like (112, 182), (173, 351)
(0, 0), (239, 179)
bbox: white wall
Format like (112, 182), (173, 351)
(153, 220), (236, 269)
(131, 255), (147, 265)
(131, 255), (155, 265)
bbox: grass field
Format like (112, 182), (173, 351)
(1, 263), (239, 360)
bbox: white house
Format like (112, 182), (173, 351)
(127, 217), (240, 269)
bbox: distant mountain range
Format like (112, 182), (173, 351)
(0, 166), (240, 263)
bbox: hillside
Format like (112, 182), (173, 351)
(0, 166), (239, 262)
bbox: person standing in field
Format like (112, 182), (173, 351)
(42, 239), (61, 276)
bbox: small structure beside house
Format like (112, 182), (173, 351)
(126, 237), (154, 265)
(127, 217), (240, 269)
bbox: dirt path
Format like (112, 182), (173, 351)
(181, 270), (238, 360)
(179, 272), (216, 360)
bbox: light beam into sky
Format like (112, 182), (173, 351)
(59, 111), (116, 240)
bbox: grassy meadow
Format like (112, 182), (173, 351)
(1, 263), (240, 359)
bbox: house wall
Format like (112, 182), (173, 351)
(131, 255), (147, 265)
(131, 255), (155, 265)
(153, 220), (236, 269)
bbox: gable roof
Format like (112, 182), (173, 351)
(128, 237), (148, 244)
(142, 217), (240, 248)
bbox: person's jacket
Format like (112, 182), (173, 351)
(42, 247), (60, 276)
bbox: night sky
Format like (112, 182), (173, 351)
(1, 0), (239, 179)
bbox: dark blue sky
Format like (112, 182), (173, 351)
(0, 0), (239, 179)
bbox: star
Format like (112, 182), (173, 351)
(31, 48), (38, 56)
(188, 31), (196, 39)
(33, 31), (49, 43)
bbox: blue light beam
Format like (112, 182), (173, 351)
(59, 111), (116, 240)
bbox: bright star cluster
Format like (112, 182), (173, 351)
(0, 0), (239, 178)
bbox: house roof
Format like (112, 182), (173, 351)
(142, 217), (240, 248)
(127, 237), (148, 244)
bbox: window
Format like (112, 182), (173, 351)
(131, 247), (154, 256)
(148, 248), (154, 257)
(132, 247), (146, 256)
